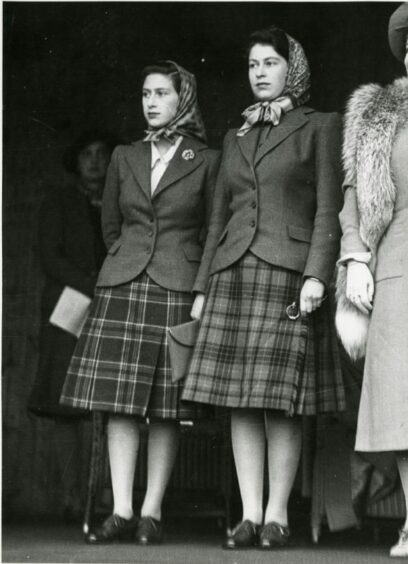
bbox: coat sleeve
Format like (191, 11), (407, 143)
(193, 134), (233, 293)
(101, 147), (123, 251)
(338, 187), (370, 259)
(39, 188), (96, 297)
(303, 113), (344, 287)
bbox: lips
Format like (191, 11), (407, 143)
(148, 112), (160, 118)
(256, 83), (270, 88)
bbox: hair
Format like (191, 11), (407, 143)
(140, 61), (181, 94)
(246, 25), (290, 62)
(63, 129), (118, 174)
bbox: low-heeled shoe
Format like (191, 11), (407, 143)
(390, 528), (408, 558)
(135, 516), (163, 545)
(259, 521), (291, 549)
(223, 520), (260, 549)
(86, 514), (138, 544)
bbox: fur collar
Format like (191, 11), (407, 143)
(336, 76), (408, 360)
(342, 76), (408, 253)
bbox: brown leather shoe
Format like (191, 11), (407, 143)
(135, 516), (163, 545)
(223, 520), (260, 549)
(86, 514), (138, 544)
(259, 521), (291, 549)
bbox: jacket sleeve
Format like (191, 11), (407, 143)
(101, 147), (123, 251)
(193, 134), (232, 293)
(338, 186), (370, 259)
(39, 188), (96, 296)
(303, 113), (344, 287)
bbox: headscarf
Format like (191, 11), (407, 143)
(143, 61), (207, 144)
(237, 33), (311, 137)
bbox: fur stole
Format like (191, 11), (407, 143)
(336, 76), (408, 360)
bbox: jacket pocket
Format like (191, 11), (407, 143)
(217, 228), (228, 246)
(183, 244), (202, 262)
(287, 225), (312, 243)
(108, 239), (121, 255)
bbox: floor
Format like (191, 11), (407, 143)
(2, 518), (401, 564)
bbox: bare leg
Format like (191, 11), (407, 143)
(108, 415), (140, 519)
(396, 451), (408, 530)
(264, 411), (302, 526)
(231, 409), (265, 525)
(140, 420), (180, 521)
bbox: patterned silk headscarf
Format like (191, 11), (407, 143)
(237, 33), (311, 137)
(143, 61), (207, 144)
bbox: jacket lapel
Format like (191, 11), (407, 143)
(254, 108), (309, 166)
(152, 137), (205, 198)
(236, 127), (260, 167)
(124, 141), (152, 198)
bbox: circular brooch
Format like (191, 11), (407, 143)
(182, 149), (195, 161)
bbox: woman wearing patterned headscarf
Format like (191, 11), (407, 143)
(60, 61), (220, 543)
(183, 26), (345, 549)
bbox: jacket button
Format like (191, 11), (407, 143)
(149, 217), (154, 223)
(251, 201), (256, 209)
(250, 220), (255, 227)
(148, 231), (153, 237)
(252, 186), (256, 191)
(145, 247), (151, 254)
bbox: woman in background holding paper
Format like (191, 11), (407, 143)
(28, 129), (115, 519)
(60, 61), (220, 544)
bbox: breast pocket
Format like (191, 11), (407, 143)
(108, 239), (121, 255)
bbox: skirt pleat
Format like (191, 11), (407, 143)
(182, 252), (345, 415)
(60, 272), (199, 419)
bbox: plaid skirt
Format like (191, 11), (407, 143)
(60, 272), (199, 419)
(182, 252), (345, 415)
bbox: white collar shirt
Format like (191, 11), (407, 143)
(150, 136), (183, 195)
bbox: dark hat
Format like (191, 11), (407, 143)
(388, 3), (408, 62)
(63, 129), (118, 174)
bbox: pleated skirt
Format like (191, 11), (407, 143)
(60, 272), (199, 419)
(182, 252), (345, 415)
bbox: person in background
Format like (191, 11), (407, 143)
(28, 129), (116, 519)
(183, 26), (345, 549)
(335, 3), (408, 557)
(60, 61), (220, 544)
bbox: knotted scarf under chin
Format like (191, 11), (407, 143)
(237, 97), (294, 137)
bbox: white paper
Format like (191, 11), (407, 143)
(49, 286), (92, 338)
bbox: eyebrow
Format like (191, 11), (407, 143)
(249, 56), (281, 63)
(142, 87), (171, 92)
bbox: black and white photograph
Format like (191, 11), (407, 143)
(2, 1), (408, 562)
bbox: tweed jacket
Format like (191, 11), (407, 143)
(97, 137), (220, 292)
(39, 183), (106, 313)
(193, 106), (343, 293)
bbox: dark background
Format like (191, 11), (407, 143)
(2, 2), (404, 519)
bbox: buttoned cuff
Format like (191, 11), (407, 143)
(336, 252), (372, 266)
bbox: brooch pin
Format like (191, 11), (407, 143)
(182, 149), (195, 161)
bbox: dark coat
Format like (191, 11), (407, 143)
(193, 107), (344, 293)
(28, 183), (106, 417)
(97, 137), (220, 292)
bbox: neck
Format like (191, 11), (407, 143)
(155, 137), (177, 156)
(79, 178), (104, 194)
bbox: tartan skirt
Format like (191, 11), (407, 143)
(60, 272), (198, 419)
(182, 252), (345, 415)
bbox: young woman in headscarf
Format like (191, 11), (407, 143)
(60, 61), (220, 544)
(182, 26), (345, 549)
(335, 3), (408, 557)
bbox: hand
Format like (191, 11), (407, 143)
(300, 278), (326, 316)
(191, 293), (205, 320)
(346, 261), (374, 315)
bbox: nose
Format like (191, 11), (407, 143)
(147, 93), (157, 108)
(255, 64), (266, 78)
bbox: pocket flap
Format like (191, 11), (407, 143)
(183, 245), (202, 262)
(287, 225), (312, 243)
(168, 319), (200, 346)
